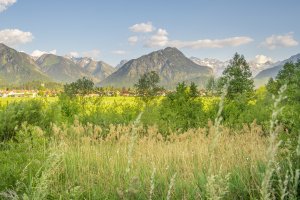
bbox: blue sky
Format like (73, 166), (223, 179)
(0, 0), (299, 66)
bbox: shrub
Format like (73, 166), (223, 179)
(159, 82), (206, 133)
(0, 100), (44, 141)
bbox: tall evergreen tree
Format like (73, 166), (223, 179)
(219, 53), (254, 99)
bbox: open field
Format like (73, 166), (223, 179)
(0, 92), (299, 199)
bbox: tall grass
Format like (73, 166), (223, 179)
(1, 119), (299, 199)
(4, 121), (268, 199)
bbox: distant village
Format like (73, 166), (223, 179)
(0, 88), (208, 98)
(0, 90), (55, 98)
(0, 89), (163, 98)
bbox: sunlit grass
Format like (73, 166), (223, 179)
(19, 121), (269, 199)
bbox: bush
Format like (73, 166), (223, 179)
(58, 94), (81, 121)
(159, 82), (206, 134)
(0, 100), (45, 141)
(222, 89), (272, 130)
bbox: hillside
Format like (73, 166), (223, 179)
(36, 54), (92, 83)
(0, 43), (51, 85)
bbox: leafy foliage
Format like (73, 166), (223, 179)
(0, 100), (45, 141)
(134, 71), (163, 102)
(218, 53), (254, 99)
(159, 82), (205, 133)
(63, 77), (94, 98)
(206, 76), (218, 95)
(267, 61), (300, 135)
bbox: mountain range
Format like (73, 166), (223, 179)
(0, 43), (299, 88)
(0, 43), (115, 85)
(190, 57), (275, 77)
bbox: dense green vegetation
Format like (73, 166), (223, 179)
(0, 57), (299, 199)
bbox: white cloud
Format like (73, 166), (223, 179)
(128, 36), (138, 45)
(67, 51), (80, 57)
(31, 49), (57, 57)
(127, 22), (253, 49)
(129, 22), (155, 33)
(112, 50), (127, 55)
(0, 29), (33, 46)
(145, 29), (169, 47)
(0, 0), (16, 12)
(253, 55), (272, 64)
(262, 33), (298, 49)
(82, 49), (101, 60)
(167, 36), (253, 49)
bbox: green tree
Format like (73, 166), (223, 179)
(61, 77), (95, 115)
(63, 77), (94, 98)
(206, 76), (218, 95)
(189, 82), (198, 98)
(134, 71), (162, 102)
(219, 53), (254, 99)
(266, 61), (300, 135)
(266, 78), (279, 95)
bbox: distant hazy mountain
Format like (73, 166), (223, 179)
(101, 47), (213, 88)
(75, 57), (115, 82)
(0, 43), (51, 85)
(190, 57), (273, 77)
(36, 54), (91, 83)
(255, 53), (300, 86)
(248, 60), (275, 76)
(116, 60), (128, 69)
(190, 57), (228, 77)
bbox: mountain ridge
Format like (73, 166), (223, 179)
(1, 43), (298, 88)
(100, 47), (213, 88)
(254, 53), (300, 86)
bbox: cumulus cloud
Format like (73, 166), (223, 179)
(0, 29), (33, 46)
(112, 50), (127, 55)
(82, 49), (101, 59)
(0, 0), (16, 12)
(31, 49), (57, 57)
(127, 22), (253, 49)
(128, 36), (138, 45)
(129, 22), (155, 33)
(145, 29), (169, 47)
(262, 33), (298, 49)
(167, 36), (253, 49)
(253, 55), (273, 64)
